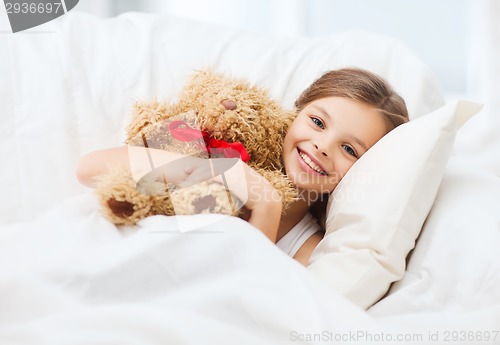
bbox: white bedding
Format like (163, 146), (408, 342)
(1, 11), (499, 345)
(0, 177), (498, 344)
(0, 193), (379, 344)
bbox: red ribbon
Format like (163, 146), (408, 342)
(168, 120), (250, 162)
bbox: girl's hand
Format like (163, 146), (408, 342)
(136, 154), (206, 188)
(181, 157), (239, 187)
(136, 156), (234, 189)
(189, 158), (283, 242)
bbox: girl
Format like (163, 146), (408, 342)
(77, 68), (408, 266)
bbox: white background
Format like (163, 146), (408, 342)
(75, 0), (473, 98)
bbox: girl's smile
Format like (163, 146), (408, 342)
(296, 148), (329, 176)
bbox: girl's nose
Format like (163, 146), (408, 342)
(314, 144), (329, 157)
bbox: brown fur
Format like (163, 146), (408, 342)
(95, 69), (298, 226)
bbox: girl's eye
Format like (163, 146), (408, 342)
(311, 117), (324, 129)
(342, 145), (358, 158)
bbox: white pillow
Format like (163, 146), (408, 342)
(368, 157), (500, 316)
(307, 100), (482, 310)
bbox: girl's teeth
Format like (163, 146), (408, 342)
(299, 151), (326, 175)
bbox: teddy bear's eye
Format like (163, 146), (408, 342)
(221, 99), (237, 110)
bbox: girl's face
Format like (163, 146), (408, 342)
(282, 96), (387, 195)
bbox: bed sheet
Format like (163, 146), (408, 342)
(0, 184), (499, 344)
(0, 192), (380, 345)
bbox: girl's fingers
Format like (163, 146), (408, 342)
(183, 165), (195, 175)
(178, 158), (240, 188)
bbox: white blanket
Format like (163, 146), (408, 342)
(0, 192), (379, 344)
(1, 179), (499, 344)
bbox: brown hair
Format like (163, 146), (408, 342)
(295, 68), (409, 132)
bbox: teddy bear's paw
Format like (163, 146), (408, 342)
(99, 192), (154, 226)
(192, 194), (218, 213)
(94, 167), (158, 226)
(136, 178), (169, 196)
(169, 182), (242, 216)
(106, 198), (135, 218)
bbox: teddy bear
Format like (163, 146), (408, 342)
(95, 69), (299, 226)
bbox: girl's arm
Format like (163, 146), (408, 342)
(76, 147), (282, 242)
(226, 160), (282, 243)
(293, 231), (324, 266)
(76, 146), (196, 188)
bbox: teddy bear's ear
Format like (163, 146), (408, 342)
(182, 68), (227, 92)
(125, 99), (172, 143)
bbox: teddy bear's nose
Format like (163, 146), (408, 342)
(221, 99), (237, 110)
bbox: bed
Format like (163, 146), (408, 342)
(0, 11), (499, 345)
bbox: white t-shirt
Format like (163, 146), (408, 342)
(276, 212), (321, 257)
